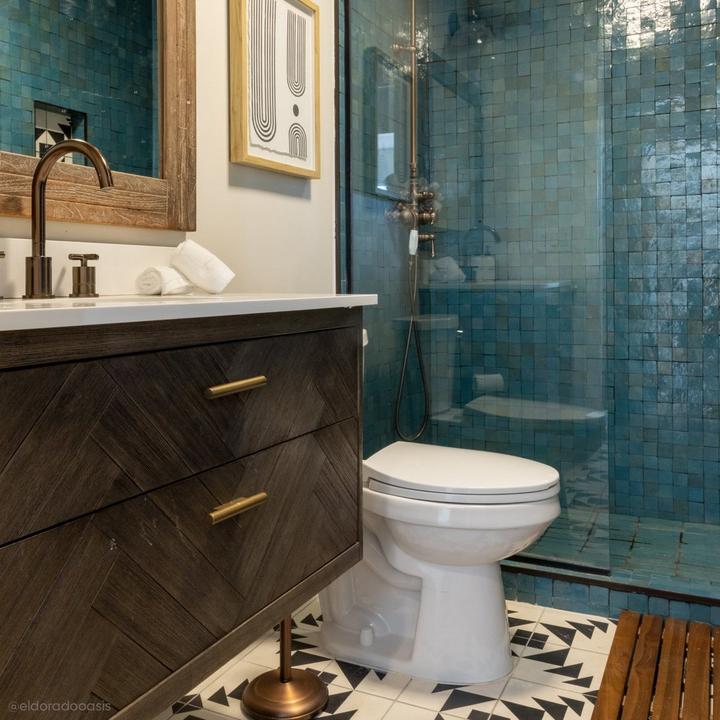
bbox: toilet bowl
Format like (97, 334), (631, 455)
(319, 442), (560, 684)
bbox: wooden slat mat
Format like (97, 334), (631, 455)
(592, 611), (718, 719)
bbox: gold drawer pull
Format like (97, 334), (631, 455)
(205, 375), (268, 399)
(209, 492), (268, 525)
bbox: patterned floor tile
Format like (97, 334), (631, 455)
(497, 679), (596, 720)
(242, 630), (332, 675)
(507, 600), (544, 625)
(396, 673), (509, 717)
(507, 601), (544, 655)
(383, 702), (466, 719)
(512, 645), (607, 693)
(167, 710), (244, 720)
(316, 685), (392, 719)
(186, 633), (272, 697)
(294, 596), (323, 626)
(191, 660), (271, 717)
(160, 599), (611, 720)
(536, 610), (616, 655)
(322, 659), (412, 700)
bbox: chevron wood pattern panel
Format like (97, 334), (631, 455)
(0, 327), (358, 546)
(0, 420), (359, 719)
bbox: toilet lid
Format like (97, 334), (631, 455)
(364, 442), (560, 504)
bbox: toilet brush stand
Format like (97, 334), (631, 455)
(242, 616), (329, 720)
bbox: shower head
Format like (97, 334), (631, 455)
(446, 8), (494, 48)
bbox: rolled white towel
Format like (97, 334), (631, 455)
(171, 239), (235, 294)
(473, 373), (505, 395)
(136, 266), (192, 296)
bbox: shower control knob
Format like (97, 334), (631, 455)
(417, 210), (437, 226)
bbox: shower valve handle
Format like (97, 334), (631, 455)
(419, 232), (436, 258)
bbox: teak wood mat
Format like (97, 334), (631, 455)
(592, 611), (718, 719)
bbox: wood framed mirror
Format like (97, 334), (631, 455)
(0, 0), (196, 232)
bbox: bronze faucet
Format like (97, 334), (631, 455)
(25, 139), (114, 299)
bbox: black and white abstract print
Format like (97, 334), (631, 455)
(245, 0), (316, 172)
(289, 122), (308, 160)
(249, 0), (277, 143)
(158, 598), (615, 720)
(286, 10), (307, 97)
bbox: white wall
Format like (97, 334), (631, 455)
(0, 0), (338, 294)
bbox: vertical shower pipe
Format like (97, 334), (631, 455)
(394, 0), (432, 442)
(409, 0), (419, 229)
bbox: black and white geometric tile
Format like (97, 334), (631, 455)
(155, 598), (613, 720)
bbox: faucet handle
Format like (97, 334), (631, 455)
(68, 253), (99, 298)
(68, 253), (99, 265)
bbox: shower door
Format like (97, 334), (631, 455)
(418, 0), (610, 573)
(346, 0), (611, 573)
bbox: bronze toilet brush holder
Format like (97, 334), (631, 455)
(242, 616), (329, 720)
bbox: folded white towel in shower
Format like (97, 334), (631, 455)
(136, 266), (193, 296)
(430, 256), (466, 283)
(473, 373), (505, 395)
(171, 239), (235, 294)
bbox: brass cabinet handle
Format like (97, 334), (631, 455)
(205, 375), (268, 400)
(209, 492), (268, 525)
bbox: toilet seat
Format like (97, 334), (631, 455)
(364, 442), (560, 504)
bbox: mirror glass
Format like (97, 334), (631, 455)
(0, 0), (160, 177)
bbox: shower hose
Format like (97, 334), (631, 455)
(394, 249), (431, 441)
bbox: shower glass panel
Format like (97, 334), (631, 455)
(349, 0), (611, 573)
(420, 0), (610, 572)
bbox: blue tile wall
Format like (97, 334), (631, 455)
(344, 0), (720, 521)
(604, 0), (720, 525)
(502, 568), (720, 622)
(0, 0), (158, 176)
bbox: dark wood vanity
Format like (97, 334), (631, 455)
(0, 306), (363, 719)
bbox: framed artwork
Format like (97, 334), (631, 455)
(230, 0), (320, 178)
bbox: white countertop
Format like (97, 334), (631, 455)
(0, 293), (378, 332)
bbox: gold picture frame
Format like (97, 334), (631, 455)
(229, 0), (321, 178)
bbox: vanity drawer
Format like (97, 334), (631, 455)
(0, 327), (357, 545)
(0, 420), (359, 718)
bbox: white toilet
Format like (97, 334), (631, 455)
(319, 442), (560, 684)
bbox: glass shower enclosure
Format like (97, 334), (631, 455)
(348, 0), (610, 574)
(346, 0), (720, 601)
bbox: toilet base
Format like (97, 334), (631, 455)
(320, 558), (513, 685)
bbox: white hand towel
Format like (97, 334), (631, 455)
(170, 240), (235, 294)
(136, 266), (192, 296)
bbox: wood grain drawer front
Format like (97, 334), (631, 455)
(0, 327), (358, 546)
(0, 421), (359, 719)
